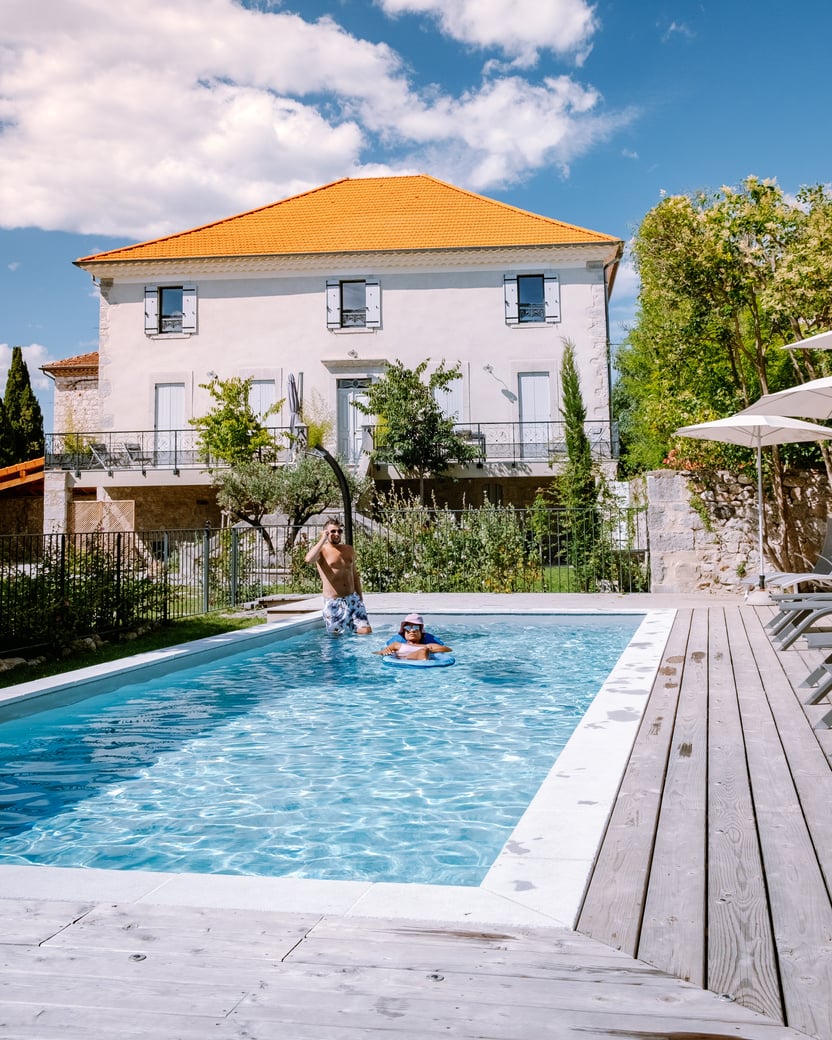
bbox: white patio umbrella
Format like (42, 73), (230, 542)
(675, 414), (832, 588)
(780, 329), (832, 352)
(740, 374), (832, 421)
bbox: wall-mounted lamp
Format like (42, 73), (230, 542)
(347, 349), (359, 359)
(483, 364), (494, 373)
(206, 370), (218, 379)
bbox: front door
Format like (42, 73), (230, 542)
(337, 378), (371, 467)
(154, 383), (185, 467)
(518, 372), (550, 459)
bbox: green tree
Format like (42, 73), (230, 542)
(0, 397), (11, 467)
(546, 341), (605, 590)
(616, 179), (832, 468)
(272, 454), (367, 547)
(3, 347), (44, 462)
(214, 456), (368, 552)
(617, 177), (832, 569)
(193, 378), (365, 550)
(557, 341), (595, 509)
(189, 375), (282, 465)
(354, 359), (478, 500)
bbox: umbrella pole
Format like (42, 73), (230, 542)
(756, 443), (765, 589)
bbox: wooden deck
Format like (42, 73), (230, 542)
(2, 603), (831, 1039)
(579, 605), (832, 1039)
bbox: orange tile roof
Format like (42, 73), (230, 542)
(41, 351), (99, 373)
(76, 175), (619, 264)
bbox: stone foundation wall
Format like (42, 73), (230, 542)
(646, 468), (831, 594)
(104, 487), (222, 531)
(0, 495), (44, 536)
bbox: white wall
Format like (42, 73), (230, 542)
(94, 253), (611, 437)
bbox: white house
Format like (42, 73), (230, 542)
(43, 174), (623, 533)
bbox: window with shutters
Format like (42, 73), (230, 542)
(144, 285), (197, 335)
(503, 273), (560, 326)
(326, 278), (381, 330)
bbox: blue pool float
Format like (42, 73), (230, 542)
(382, 652), (456, 668)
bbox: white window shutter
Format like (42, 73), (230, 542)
(365, 278), (380, 327)
(181, 285), (197, 333)
(144, 286), (158, 334)
(326, 279), (341, 328)
(503, 276), (519, 325)
(544, 274), (560, 323)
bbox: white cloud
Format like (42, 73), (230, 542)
(380, 76), (632, 186)
(0, 0), (628, 239)
(0, 342), (52, 397)
(376, 0), (598, 67)
(661, 20), (695, 42)
(7, 261), (20, 271)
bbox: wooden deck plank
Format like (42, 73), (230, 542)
(637, 608), (709, 984)
(707, 607), (780, 1020)
(0, 942), (775, 1017)
(575, 608), (691, 953)
(743, 610), (832, 896)
(0, 1000), (803, 1040)
(0, 899), (94, 945)
(726, 608), (832, 1040)
(40, 901), (316, 958)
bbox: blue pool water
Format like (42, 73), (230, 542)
(0, 614), (641, 886)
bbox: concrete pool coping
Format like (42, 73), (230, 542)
(0, 593), (696, 928)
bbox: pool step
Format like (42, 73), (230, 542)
(264, 595), (320, 621)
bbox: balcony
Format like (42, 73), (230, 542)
(44, 420), (618, 475)
(44, 428), (295, 475)
(373, 421), (619, 467)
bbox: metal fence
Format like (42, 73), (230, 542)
(0, 506), (649, 655)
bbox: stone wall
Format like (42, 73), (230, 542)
(646, 467), (831, 594)
(0, 494), (44, 536)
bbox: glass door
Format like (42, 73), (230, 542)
(337, 378), (371, 467)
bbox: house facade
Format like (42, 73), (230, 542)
(43, 175), (623, 533)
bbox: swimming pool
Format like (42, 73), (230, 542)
(0, 614), (640, 887)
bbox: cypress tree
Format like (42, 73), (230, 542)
(4, 347), (44, 462)
(0, 397), (10, 467)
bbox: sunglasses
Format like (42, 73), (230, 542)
(403, 624), (421, 632)
(328, 528), (343, 535)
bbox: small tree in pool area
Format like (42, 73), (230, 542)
(354, 359), (479, 500)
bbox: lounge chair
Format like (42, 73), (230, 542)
(767, 592), (832, 649)
(122, 441), (150, 473)
(88, 441), (116, 474)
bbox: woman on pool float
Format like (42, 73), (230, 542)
(375, 613), (453, 661)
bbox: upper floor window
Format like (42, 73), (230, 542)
(144, 284), (197, 335)
(326, 278), (381, 330)
(518, 275), (545, 323)
(503, 273), (560, 326)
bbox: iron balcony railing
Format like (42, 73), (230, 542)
(44, 419), (618, 474)
(373, 420), (619, 464)
(44, 428), (296, 474)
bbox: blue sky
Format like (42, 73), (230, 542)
(2, 0), (831, 429)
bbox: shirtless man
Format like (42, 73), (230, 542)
(304, 517), (372, 635)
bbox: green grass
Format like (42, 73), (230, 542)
(0, 613), (265, 689)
